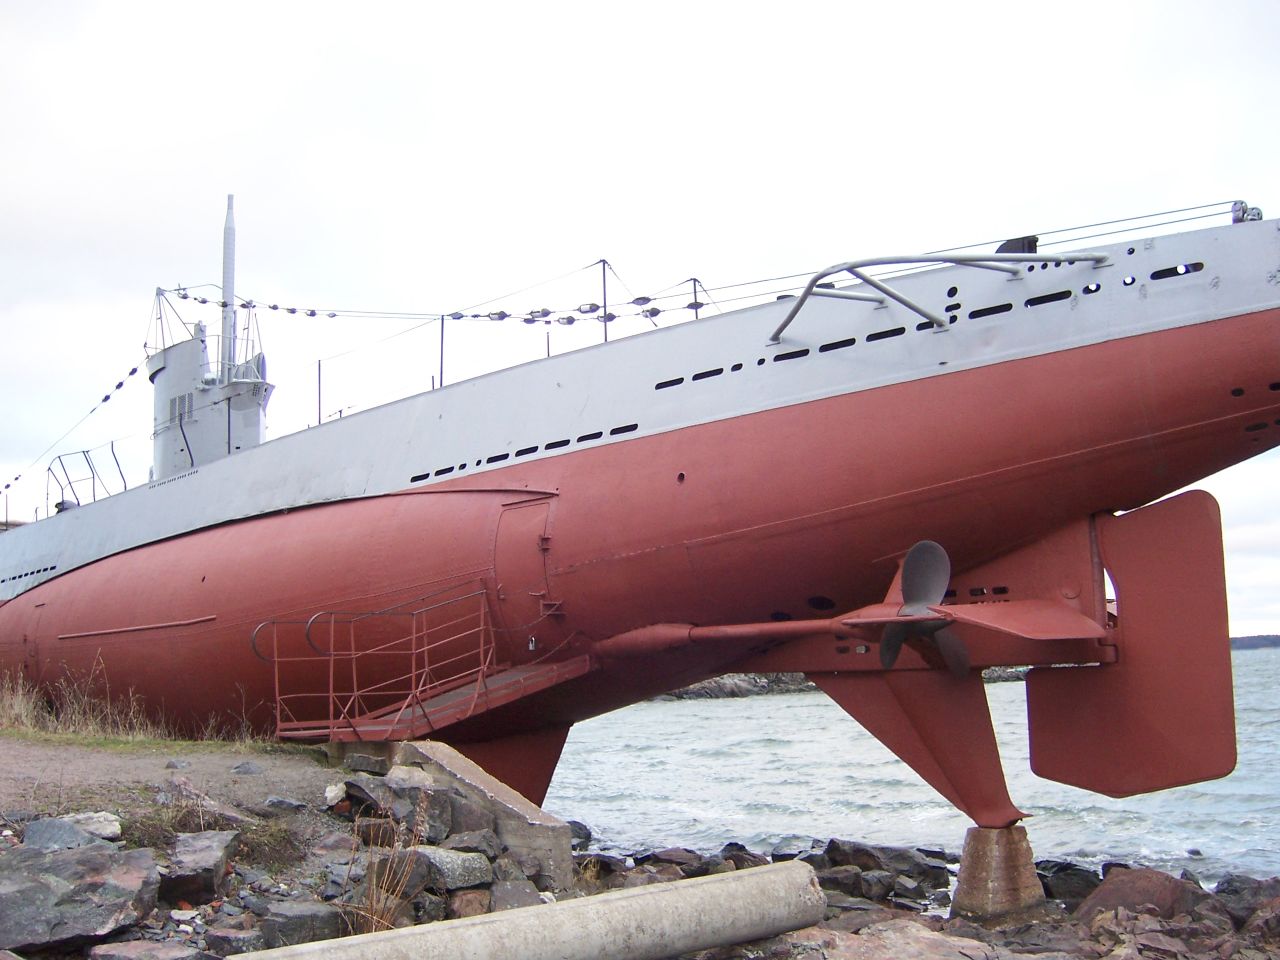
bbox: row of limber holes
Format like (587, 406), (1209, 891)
(409, 261), (1208, 481)
(654, 261), (1208, 391)
(411, 423), (640, 483)
(1, 563), (58, 585)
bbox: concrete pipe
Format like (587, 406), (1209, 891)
(242, 860), (825, 960)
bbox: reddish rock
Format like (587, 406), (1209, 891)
(1242, 895), (1280, 940)
(354, 817), (398, 847)
(1074, 867), (1217, 922)
(448, 889), (491, 918)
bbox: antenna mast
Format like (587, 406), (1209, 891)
(220, 194), (236, 384)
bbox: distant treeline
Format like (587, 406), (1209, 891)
(1232, 635), (1280, 650)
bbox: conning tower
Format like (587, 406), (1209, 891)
(146, 195), (273, 481)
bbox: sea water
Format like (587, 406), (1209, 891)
(544, 648), (1280, 882)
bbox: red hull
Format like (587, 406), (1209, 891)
(2, 308), (1276, 730)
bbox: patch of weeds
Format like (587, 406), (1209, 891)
(121, 800), (237, 851)
(238, 820), (306, 873)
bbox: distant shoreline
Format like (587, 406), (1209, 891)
(664, 637), (1280, 699)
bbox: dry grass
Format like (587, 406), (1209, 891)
(1, 662), (176, 741)
(340, 798), (432, 933)
(0, 664), (275, 748)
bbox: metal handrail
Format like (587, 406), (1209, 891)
(267, 580), (497, 738)
(768, 251), (1111, 344)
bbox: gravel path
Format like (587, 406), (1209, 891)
(0, 735), (341, 815)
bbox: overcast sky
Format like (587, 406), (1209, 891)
(2, 1), (1278, 633)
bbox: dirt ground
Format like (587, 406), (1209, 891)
(0, 734), (342, 817)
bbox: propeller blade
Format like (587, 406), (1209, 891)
(933, 626), (970, 678)
(881, 621), (907, 670)
(899, 540), (951, 615)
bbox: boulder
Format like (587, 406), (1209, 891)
(258, 899), (342, 948)
(1037, 859), (1102, 909)
(382, 766), (452, 842)
(448, 888), (491, 918)
(354, 817), (399, 847)
(490, 879), (544, 911)
(343, 751), (392, 776)
(62, 812), (124, 841)
(413, 892), (448, 923)
(567, 820), (592, 851)
(230, 761), (264, 775)
(405, 846), (493, 890)
(204, 924), (266, 955)
(824, 838), (885, 872)
(21, 817), (108, 852)
(1074, 866), (1218, 922)
(816, 865), (864, 897)
(441, 829), (502, 860)
(719, 843), (769, 870)
(1242, 895), (1280, 940)
(160, 831), (240, 904)
(1215, 873), (1280, 927)
(0, 844), (158, 951)
(343, 774), (412, 822)
(367, 847), (445, 898)
(860, 870), (894, 901)
(649, 847), (703, 869)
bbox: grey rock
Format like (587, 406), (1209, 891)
(367, 848), (445, 899)
(405, 845), (493, 890)
(1036, 859), (1102, 910)
(343, 751), (392, 776)
(817, 865), (865, 897)
(165, 760), (192, 770)
(160, 831), (240, 905)
(22, 817), (108, 852)
(1215, 873), (1280, 927)
(63, 811), (124, 841)
(203, 925), (265, 956)
(263, 796), (306, 812)
(860, 869), (894, 901)
(492, 856), (527, 882)
(383, 767), (451, 841)
(442, 829), (502, 860)
(490, 879), (544, 912)
(0, 844), (159, 951)
(719, 845), (769, 870)
(258, 900), (341, 948)
(0, 809), (35, 825)
(413, 892), (448, 923)
(229, 761), (263, 776)
(567, 820), (592, 851)
(770, 837), (816, 861)
(343, 774), (406, 820)
(892, 875), (924, 900)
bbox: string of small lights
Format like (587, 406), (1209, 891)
(6, 361), (143, 493)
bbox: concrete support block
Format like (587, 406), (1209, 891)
(392, 741), (574, 893)
(236, 860), (824, 960)
(951, 826), (1045, 921)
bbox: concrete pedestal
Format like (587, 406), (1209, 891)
(951, 826), (1045, 921)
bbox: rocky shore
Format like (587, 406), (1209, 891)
(3, 743), (1280, 960)
(664, 668), (1028, 699)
